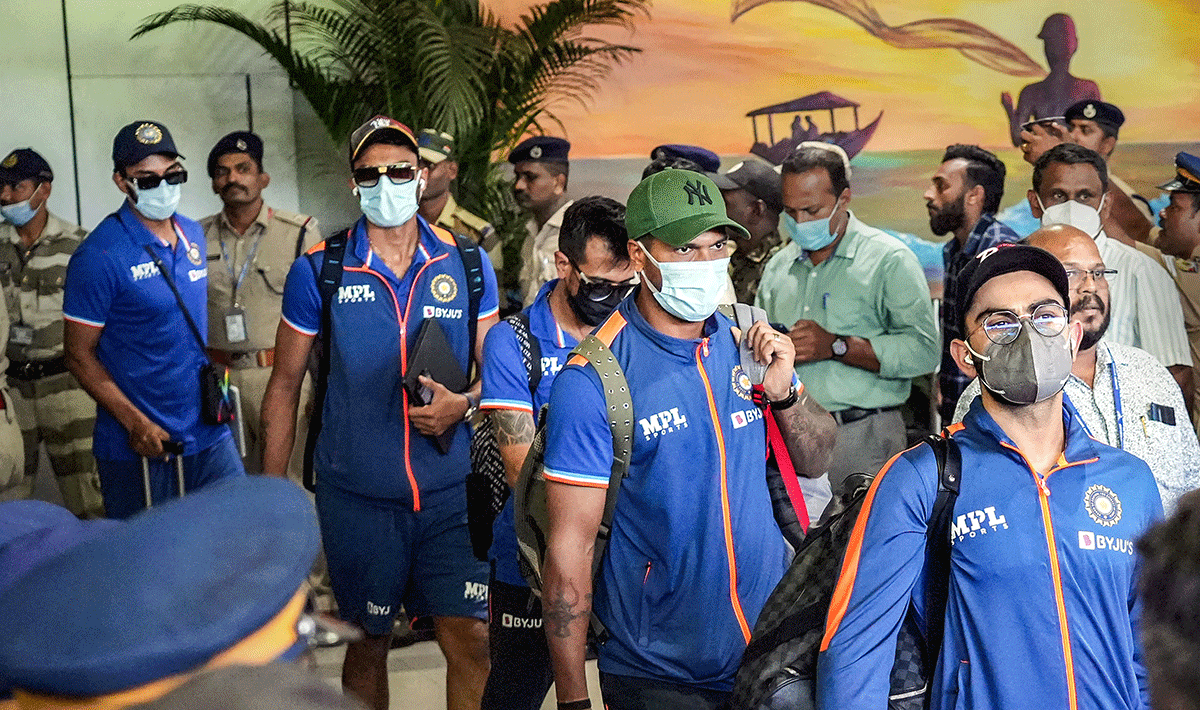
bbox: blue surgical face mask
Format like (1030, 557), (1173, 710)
(130, 181), (181, 221)
(782, 196), (846, 252)
(358, 176), (423, 228)
(638, 241), (730, 323)
(1, 183), (45, 227)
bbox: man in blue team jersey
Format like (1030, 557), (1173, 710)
(818, 243), (1162, 710)
(478, 196), (638, 710)
(260, 116), (498, 710)
(63, 120), (244, 518)
(540, 169), (837, 710)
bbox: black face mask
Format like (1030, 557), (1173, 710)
(566, 277), (634, 326)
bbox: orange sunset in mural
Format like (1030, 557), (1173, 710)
(489, 0), (1200, 157)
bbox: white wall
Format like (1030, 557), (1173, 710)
(1, 1), (318, 230)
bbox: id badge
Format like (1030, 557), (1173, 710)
(9, 324), (33, 346)
(224, 307), (248, 344)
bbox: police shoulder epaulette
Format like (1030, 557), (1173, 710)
(1175, 257), (1200, 274)
(272, 208), (313, 229)
(455, 208), (493, 234)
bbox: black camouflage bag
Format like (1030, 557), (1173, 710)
(731, 434), (961, 710)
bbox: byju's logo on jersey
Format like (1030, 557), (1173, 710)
(639, 408), (688, 440)
(366, 601), (391, 616)
(130, 261), (158, 282)
(1084, 484), (1122, 527)
(731, 406), (763, 430)
(338, 284), (376, 304)
(423, 305), (464, 319)
(1079, 530), (1134, 555)
(951, 506), (1008, 544)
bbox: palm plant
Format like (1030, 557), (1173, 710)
(132, 0), (648, 283)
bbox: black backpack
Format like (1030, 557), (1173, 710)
(303, 227), (485, 491)
(731, 434), (961, 710)
(466, 312), (541, 561)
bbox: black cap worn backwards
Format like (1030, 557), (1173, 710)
(955, 243), (1071, 333)
(112, 120), (182, 172)
(207, 131), (264, 178)
(508, 136), (570, 165)
(0, 149), (53, 183)
(708, 159), (783, 213)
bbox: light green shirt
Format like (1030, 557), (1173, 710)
(755, 212), (938, 411)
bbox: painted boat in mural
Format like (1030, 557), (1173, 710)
(747, 91), (882, 164)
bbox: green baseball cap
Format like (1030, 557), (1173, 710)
(625, 169), (749, 247)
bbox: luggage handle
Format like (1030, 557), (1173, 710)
(141, 440), (186, 509)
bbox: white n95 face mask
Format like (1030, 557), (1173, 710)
(1038, 193), (1106, 238)
(637, 241), (729, 323)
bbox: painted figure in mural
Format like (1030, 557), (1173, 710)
(1002, 13), (1102, 147)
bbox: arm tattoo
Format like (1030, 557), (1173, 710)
(774, 391), (837, 478)
(493, 409), (536, 448)
(545, 586), (592, 639)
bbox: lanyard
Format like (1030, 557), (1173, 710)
(219, 229), (264, 307)
(1108, 344), (1124, 449)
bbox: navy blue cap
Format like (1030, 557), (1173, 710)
(955, 243), (1070, 332)
(1064, 100), (1125, 134)
(1159, 152), (1200, 193)
(651, 144), (721, 174)
(207, 131), (264, 178)
(112, 120), (183, 171)
(508, 136), (570, 164)
(0, 149), (53, 183)
(0, 477), (320, 697)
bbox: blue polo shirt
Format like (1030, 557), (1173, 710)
(480, 279), (578, 586)
(543, 293), (789, 690)
(281, 216), (498, 508)
(63, 201), (229, 460)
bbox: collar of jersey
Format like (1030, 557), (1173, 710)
(963, 394), (1101, 467)
(618, 289), (723, 361)
(529, 279), (577, 350)
(116, 201), (179, 248)
(349, 215), (443, 274)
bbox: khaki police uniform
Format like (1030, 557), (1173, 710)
(0, 212), (103, 517)
(200, 204), (317, 478)
(0, 293), (22, 495)
(435, 192), (503, 273)
(1168, 250), (1200, 436)
(519, 199), (572, 306)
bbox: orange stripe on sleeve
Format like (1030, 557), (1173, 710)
(820, 447), (913, 652)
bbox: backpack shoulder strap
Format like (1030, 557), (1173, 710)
(922, 432), (961, 663)
(569, 333), (634, 507)
(302, 230), (349, 491)
(453, 232), (485, 363)
(505, 311), (542, 395)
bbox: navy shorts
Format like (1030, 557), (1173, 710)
(97, 435), (245, 519)
(315, 481), (488, 636)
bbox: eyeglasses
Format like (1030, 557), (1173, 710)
(971, 302), (1069, 345)
(574, 264), (639, 301)
(1064, 268), (1118, 287)
(126, 170), (188, 190)
(352, 163), (417, 188)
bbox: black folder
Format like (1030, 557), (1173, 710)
(404, 318), (469, 454)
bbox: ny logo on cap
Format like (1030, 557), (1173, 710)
(683, 179), (713, 206)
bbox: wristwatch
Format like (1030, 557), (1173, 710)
(831, 337), (849, 359)
(463, 391), (480, 421)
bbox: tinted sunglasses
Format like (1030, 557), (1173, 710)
(353, 163), (417, 188)
(126, 170), (188, 190)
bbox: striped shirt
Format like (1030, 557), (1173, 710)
(1094, 230), (1191, 368)
(0, 212), (87, 362)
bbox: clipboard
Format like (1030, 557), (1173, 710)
(404, 319), (469, 454)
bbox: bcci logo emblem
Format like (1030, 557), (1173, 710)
(135, 123), (163, 145)
(186, 243), (203, 266)
(732, 365), (754, 401)
(431, 274), (458, 303)
(1084, 484), (1122, 527)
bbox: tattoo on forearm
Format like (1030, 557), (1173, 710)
(545, 586), (591, 639)
(493, 410), (536, 448)
(775, 392), (837, 477)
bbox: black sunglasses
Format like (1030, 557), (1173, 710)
(126, 170), (188, 190)
(353, 163), (417, 188)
